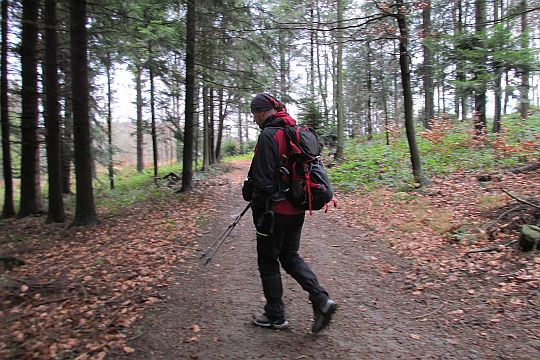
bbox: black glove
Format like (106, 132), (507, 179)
(242, 179), (253, 202)
(256, 210), (275, 236)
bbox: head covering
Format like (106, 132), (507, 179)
(250, 93), (286, 114)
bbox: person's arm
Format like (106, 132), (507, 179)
(250, 130), (279, 210)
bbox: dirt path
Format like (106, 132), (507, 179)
(119, 161), (539, 360)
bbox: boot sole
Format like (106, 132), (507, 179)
(252, 318), (289, 330)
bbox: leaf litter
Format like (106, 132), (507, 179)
(1, 163), (539, 358)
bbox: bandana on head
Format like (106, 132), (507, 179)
(250, 93), (286, 113)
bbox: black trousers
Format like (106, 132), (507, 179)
(253, 210), (329, 321)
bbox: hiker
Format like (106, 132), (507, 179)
(242, 93), (337, 333)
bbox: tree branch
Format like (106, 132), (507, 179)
(501, 188), (540, 210)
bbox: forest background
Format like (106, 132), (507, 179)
(0, 1), (540, 358)
(0, 0), (539, 224)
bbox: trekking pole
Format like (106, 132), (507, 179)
(200, 203), (251, 265)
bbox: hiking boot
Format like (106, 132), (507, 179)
(252, 313), (289, 330)
(311, 299), (337, 333)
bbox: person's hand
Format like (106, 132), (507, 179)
(242, 179), (253, 202)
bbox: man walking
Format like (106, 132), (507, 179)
(242, 93), (337, 333)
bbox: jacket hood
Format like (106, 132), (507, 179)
(262, 110), (297, 128)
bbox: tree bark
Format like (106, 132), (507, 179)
(316, 1), (330, 127)
(43, 0), (65, 223)
(492, 0), (502, 133)
(70, 0), (97, 226)
(454, 0), (467, 121)
(278, 30), (288, 100)
(215, 88), (224, 161)
(422, 1), (434, 128)
(202, 84), (209, 170)
(335, 0), (344, 159)
(309, 4), (315, 98)
(135, 65), (144, 172)
(19, 0), (43, 217)
(181, 0), (196, 192)
(366, 40), (373, 141)
(396, 0), (427, 185)
(149, 64), (158, 184)
(209, 87), (215, 164)
(105, 52), (114, 189)
(1, 0), (15, 218)
(473, 0), (487, 134)
(519, 0), (529, 120)
(61, 77), (73, 194)
(237, 106), (243, 154)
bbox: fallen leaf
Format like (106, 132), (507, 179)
(192, 324), (200, 333)
(14, 331), (24, 342)
(20, 285), (29, 293)
(410, 333), (421, 340)
(123, 346), (135, 354)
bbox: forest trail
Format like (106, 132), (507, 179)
(118, 161), (539, 360)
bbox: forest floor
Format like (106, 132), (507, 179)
(1, 160), (539, 359)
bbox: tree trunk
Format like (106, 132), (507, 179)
(149, 65), (158, 184)
(1, 0), (14, 218)
(366, 40), (373, 141)
(492, 0), (502, 133)
(181, 0), (196, 192)
(335, 0), (344, 159)
(473, 0), (487, 134)
(61, 77), (73, 194)
(379, 43), (390, 146)
(309, 4), (315, 98)
(237, 106), (243, 154)
(422, 1), (434, 128)
(105, 52), (114, 189)
(19, 0), (43, 217)
(519, 0), (529, 120)
(209, 87), (215, 164)
(43, 0), (65, 223)
(70, 0), (97, 226)
(215, 88), (224, 161)
(278, 30), (287, 100)
(316, 1), (330, 126)
(396, 0), (427, 186)
(202, 84), (209, 170)
(454, 0), (467, 121)
(393, 41), (400, 126)
(135, 65), (144, 172)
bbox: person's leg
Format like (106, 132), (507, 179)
(278, 213), (337, 332)
(277, 213), (329, 309)
(253, 211), (286, 321)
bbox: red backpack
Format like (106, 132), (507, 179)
(282, 125), (336, 214)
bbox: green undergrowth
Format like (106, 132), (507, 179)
(89, 163), (186, 212)
(222, 153), (253, 162)
(327, 109), (540, 192)
(91, 162), (231, 213)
